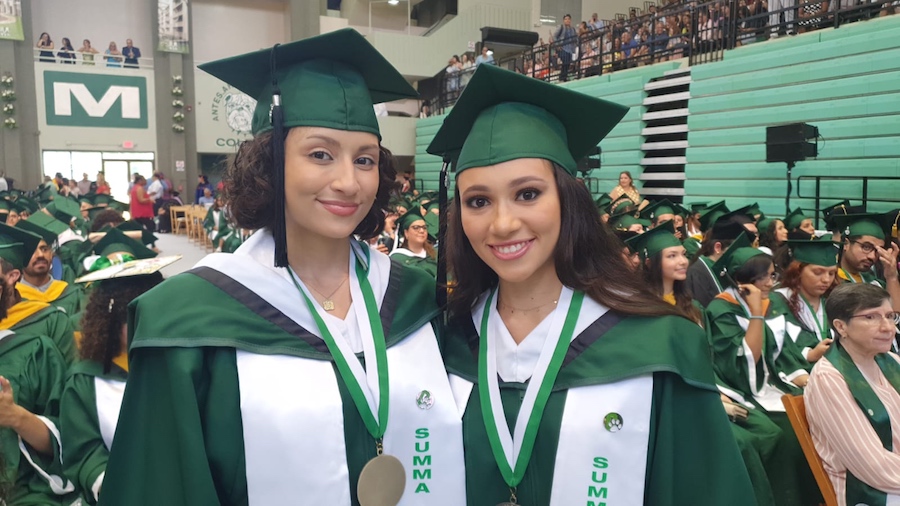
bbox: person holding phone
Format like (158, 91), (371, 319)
(706, 233), (823, 506)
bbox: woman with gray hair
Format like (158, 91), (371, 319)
(805, 283), (900, 506)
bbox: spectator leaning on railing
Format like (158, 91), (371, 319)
(123, 39), (142, 68)
(77, 39), (99, 65)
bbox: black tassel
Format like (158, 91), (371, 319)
(269, 44), (289, 268)
(436, 155), (451, 308)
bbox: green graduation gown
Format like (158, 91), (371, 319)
(390, 249), (437, 278)
(0, 301), (75, 364)
(444, 291), (757, 506)
(705, 290), (822, 506)
(99, 234), (465, 506)
(203, 207), (232, 244)
(0, 330), (76, 505)
(768, 290), (829, 372)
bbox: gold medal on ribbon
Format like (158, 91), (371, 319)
(357, 454), (406, 506)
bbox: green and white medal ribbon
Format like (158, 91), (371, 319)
(479, 286), (584, 499)
(287, 253), (389, 442)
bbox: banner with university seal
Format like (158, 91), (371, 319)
(193, 70), (255, 154)
(0, 0), (24, 41)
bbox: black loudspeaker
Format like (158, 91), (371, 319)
(480, 27), (539, 47)
(766, 123), (818, 163)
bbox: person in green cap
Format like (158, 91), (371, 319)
(818, 200), (864, 242)
(630, 223), (785, 506)
(705, 233), (822, 506)
(832, 213), (900, 312)
(639, 199), (677, 228)
(61, 268), (167, 505)
(100, 29), (466, 506)
(769, 240), (840, 369)
(804, 283), (900, 506)
(784, 207), (815, 240)
(427, 63), (754, 505)
(686, 216), (747, 307)
(14, 214), (85, 318)
(0, 222), (76, 504)
(202, 193), (232, 252)
(389, 210), (437, 278)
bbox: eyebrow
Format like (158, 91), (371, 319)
(303, 135), (379, 153)
(460, 175), (547, 196)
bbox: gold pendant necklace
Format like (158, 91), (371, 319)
(306, 276), (348, 311)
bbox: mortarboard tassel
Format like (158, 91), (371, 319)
(436, 155), (451, 308)
(269, 44), (289, 268)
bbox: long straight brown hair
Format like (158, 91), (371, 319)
(644, 251), (703, 325)
(446, 163), (684, 320)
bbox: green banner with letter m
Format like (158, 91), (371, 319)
(44, 71), (148, 128)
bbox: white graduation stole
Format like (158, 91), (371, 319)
(94, 377), (126, 449)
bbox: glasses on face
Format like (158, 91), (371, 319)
(849, 312), (900, 325)
(850, 240), (879, 254)
(752, 272), (780, 284)
(408, 225), (427, 232)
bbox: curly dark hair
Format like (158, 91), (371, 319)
(90, 209), (125, 232)
(79, 274), (163, 368)
(446, 163), (683, 320)
(224, 129), (399, 241)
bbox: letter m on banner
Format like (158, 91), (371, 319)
(44, 71), (148, 128)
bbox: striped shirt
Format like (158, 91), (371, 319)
(805, 355), (900, 505)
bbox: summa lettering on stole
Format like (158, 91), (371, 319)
(587, 456), (610, 506)
(413, 428), (431, 493)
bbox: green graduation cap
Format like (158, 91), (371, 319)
(686, 202), (708, 214)
(594, 193), (612, 213)
(719, 206), (755, 227)
(640, 199), (677, 223)
(398, 210), (427, 232)
(426, 64), (628, 176)
(199, 28), (417, 138)
(200, 28), (418, 268)
(16, 212), (68, 246)
(14, 197), (39, 215)
(84, 206), (109, 221)
(115, 220), (158, 246)
(46, 198), (83, 225)
(785, 239), (839, 267)
(424, 212), (439, 242)
(831, 213), (891, 241)
(0, 199), (10, 214)
(423, 200), (441, 213)
(784, 207), (810, 231)
(0, 222), (42, 271)
(93, 228), (156, 260)
(821, 200), (865, 231)
(624, 221), (682, 261)
(672, 203), (690, 219)
(609, 209), (642, 231)
(711, 233), (768, 287)
(32, 184), (56, 204)
(698, 201), (729, 232)
(746, 203), (761, 217)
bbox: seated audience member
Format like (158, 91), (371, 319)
(389, 210), (436, 277)
(0, 223), (76, 503)
(706, 233), (824, 505)
(61, 270), (165, 505)
(805, 283), (900, 506)
(198, 188), (215, 207)
(770, 240), (840, 368)
(784, 207), (816, 240)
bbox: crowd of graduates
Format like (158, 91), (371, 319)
(595, 194), (900, 505)
(0, 184), (176, 504)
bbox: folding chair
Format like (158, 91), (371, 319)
(781, 394), (838, 506)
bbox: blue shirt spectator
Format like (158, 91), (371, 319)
(589, 13), (605, 31)
(474, 46), (494, 66)
(622, 32), (639, 57)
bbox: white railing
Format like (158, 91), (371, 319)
(33, 48), (154, 70)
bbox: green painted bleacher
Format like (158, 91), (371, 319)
(686, 14), (900, 221)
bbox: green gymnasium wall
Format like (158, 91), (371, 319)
(414, 62), (682, 193)
(686, 14), (900, 223)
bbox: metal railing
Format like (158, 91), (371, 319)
(33, 48), (153, 69)
(426, 0), (896, 113)
(797, 175), (900, 227)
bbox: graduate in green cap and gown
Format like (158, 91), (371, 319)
(704, 233), (823, 506)
(685, 209), (746, 307)
(427, 63), (754, 506)
(100, 29), (465, 506)
(833, 213), (900, 294)
(628, 223), (783, 506)
(0, 223), (76, 505)
(784, 207), (816, 240)
(389, 210), (437, 278)
(14, 214), (85, 318)
(769, 240), (841, 369)
(202, 193), (233, 252)
(60, 268), (166, 504)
